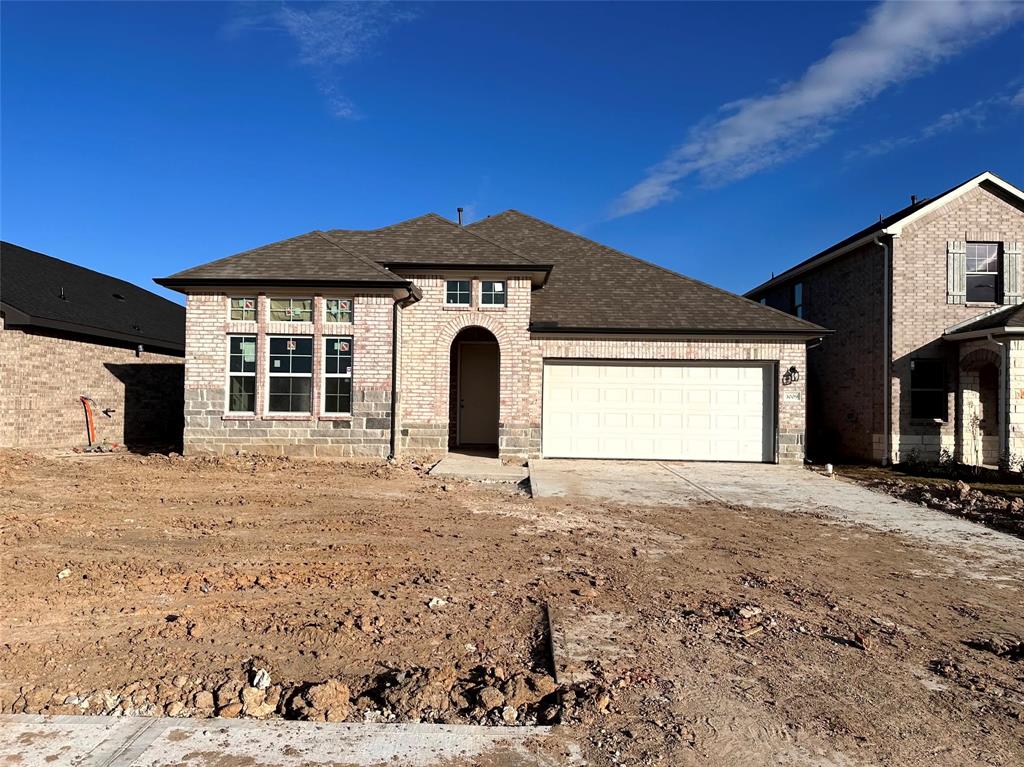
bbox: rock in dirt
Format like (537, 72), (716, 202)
(251, 668), (271, 690)
(291, 679), (351, 722)
(56, 568), (71, 580)
(217, 702), (243, 718)
(427, 597), (448, 609)
(478, 685), (505, 711)
(193, 691), (214, 711)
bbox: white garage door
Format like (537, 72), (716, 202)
(542, 361), (774, 462)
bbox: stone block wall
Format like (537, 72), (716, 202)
(181, 292), (393, 458)
(0, 314), (184, 450)
(1008, 338), (1024, 466)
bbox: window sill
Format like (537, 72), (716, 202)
(477, 305), (507, 311)
(222, 414), (255, 421)
(263, 414), (314, 421)
(319, 415), (353, 421)
(965, 302), (998, 308)
(442, 305), (472, 311)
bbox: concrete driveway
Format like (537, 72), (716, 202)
(529, 459), (1023, 565)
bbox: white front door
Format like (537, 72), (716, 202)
(542, 361), (774, 461)
(458, 342), (500, 445)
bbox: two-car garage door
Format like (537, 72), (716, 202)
(542, 361), (775, 462)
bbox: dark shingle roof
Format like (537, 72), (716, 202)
(946, 304), (1024, 335)
(327, 213), (544, 268)
(468, 211), (826, 335)
(157, 231), (407, 287)
(1, 241), (184, 352)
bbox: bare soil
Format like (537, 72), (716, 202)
(1, 451), (1022, 766)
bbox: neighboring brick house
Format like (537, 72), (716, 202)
(747, 171), (1024, 469)
(1, 242), (185, 450)
(156, 212), (826, 464)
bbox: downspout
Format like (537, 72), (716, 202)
(874, 235), (892, 466)
(389, 286), (421, 460)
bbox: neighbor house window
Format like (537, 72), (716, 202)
(481, 280), (506, 306)
(325, 298), (353, 323)
(269, 298), (312, 322)
(227, 335), (256, 413)
(759, 298), (767, 305)
(792, 282), (805, 319)
(323, 337), (353, 415)
(910, 359), (947, 421)
(267, 336), (312, 413)
(229, 297), (256, 322)
(965, 242), (1001, 303)
(446, 280), (470, 305)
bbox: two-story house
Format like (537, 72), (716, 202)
(747, 171), (1024, 469)
(156, 211), (825, 464)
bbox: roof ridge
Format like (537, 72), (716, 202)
(313, 229), (400, 280)
(420, 212), (540, 264)
(490, 211), (824, 332)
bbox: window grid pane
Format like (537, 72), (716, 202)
(325, 298), (353, 323)
(269, 336), (312, 374)
(481, 280), (506, 305)
(269, 298), (313, 322)
(228, 376), (255, 413)
(446, 280), (470, 305)
(324, 377), (352, 414)
(323, 337), (353, 414)
(230, 297), (256, 322)
(268, 376), (312, 413)
(966, 243), (998, 273)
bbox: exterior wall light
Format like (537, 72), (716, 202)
(783, 366), (800, 385)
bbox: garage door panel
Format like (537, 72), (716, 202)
(543, 361), (773, 462)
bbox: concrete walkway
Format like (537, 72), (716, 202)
(529, 460), (1023, 567)
(430, 450), (529, 483)
(0, 714), (578, 767)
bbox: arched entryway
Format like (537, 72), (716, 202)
(449, 327), (500, 451)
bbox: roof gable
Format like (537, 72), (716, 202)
(468, 211), (825, 335)
(1, 241), (184, 351)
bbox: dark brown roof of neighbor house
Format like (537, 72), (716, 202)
(157, 231), (408, 287)
(945, 303), (1024, 335)
(327, 214), (546, 269)
(1, 241), (185, 352)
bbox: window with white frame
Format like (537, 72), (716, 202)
(965, 242), (1001, 303)
(269, 298), (312, 322)
(792, 282), (805, 319)
(325, 298), (353, 323)
(227, 335), (257, 413)
(481, 280), (506, 306)
(323, 337), (353, 414)
(445, 280), (470, 305)
(229, 297), (256, 322)
(267, 336), (312, 413)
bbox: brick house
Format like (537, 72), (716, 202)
(156, 211), (825, 463)
(746, 171), (1024, 469)
(1, 242), (185, 450)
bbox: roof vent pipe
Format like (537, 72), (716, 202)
(457, 207), (464, 226)
(910, 194), (918, 205)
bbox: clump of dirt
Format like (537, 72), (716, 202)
(858, 475), (1024, 538)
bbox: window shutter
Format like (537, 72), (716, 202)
(1004, 241), (1022, 305)
(946, 240), (966, 304)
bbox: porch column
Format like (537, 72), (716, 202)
(1008, 338), (1024, 469)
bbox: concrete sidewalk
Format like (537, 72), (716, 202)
(0, 714), (580, 767)
(430, 450), (529, 484)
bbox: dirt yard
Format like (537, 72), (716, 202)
(1, 451), (1022, 766)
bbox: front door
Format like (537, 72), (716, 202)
(458, 342), (500, 445)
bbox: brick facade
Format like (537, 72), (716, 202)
(754, 182), (1024, 468)
(182, 278), (810, 464)
(0, 314), (184, 450)
(181, 292), (393, 458)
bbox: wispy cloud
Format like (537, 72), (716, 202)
(226, 2), (416, 119)
(847, 86), (1024, 160)
(611, 0), (1024, 218)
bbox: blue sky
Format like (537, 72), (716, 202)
(2, 1), (1023, 304)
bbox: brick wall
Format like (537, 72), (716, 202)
(530, 337), (808, 464)
(395, 274), (533, 458)
(891, 186), (1024, 463)
(756, 243), (886, 462)
(0, 314), (184, 450)
(181, 292), (394, 458)
(1008, 338), (1024, 464)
